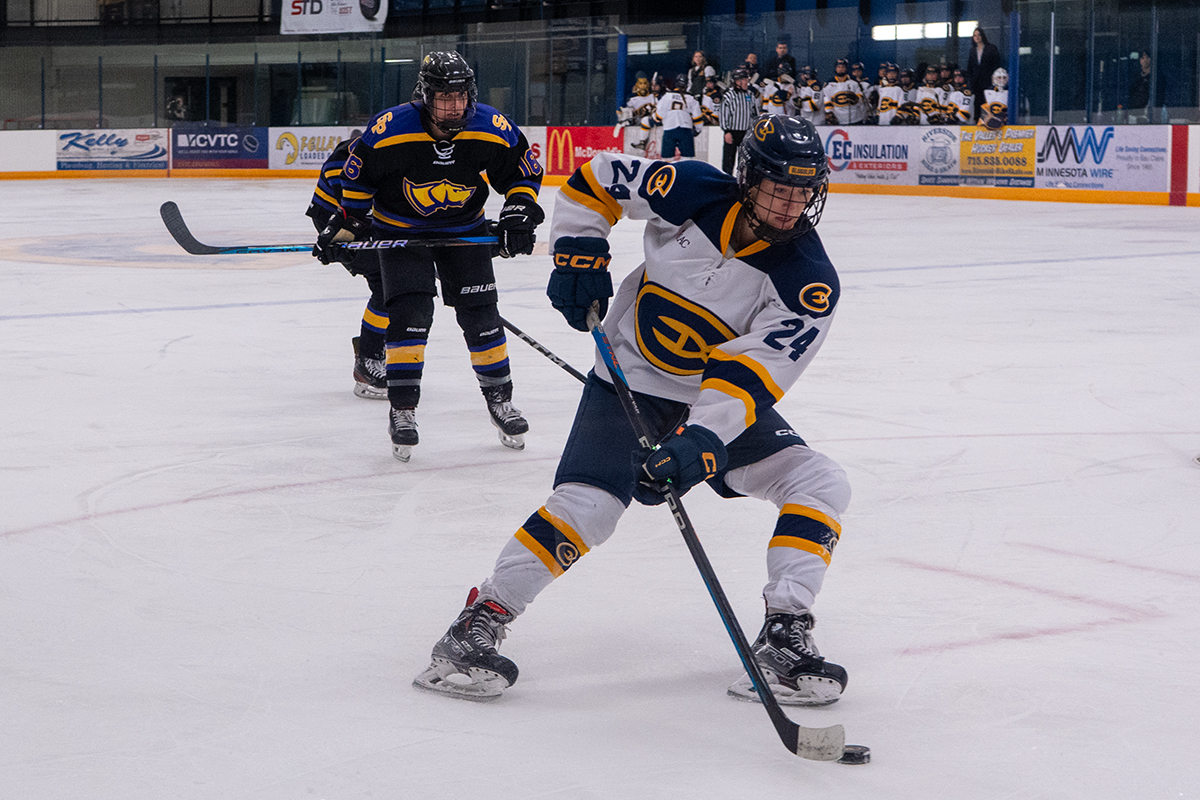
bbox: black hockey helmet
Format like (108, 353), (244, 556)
(413, 51), (478, 133)
(736, 115), (829, 243)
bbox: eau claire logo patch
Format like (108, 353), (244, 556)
(403, 177), (476, 216)
(799, 282), (833, 314)
(635, 281), (737, 375)
(645, 164), (676, 198)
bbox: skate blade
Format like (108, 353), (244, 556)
(727, 673), (843, 707)
(412, 659), (508, 702)
(392, 443), (413, 462)
(353, 383), (388, 400)
(497, 431), (525, 450)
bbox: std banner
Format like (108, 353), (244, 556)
(56, 129), (168, 170)
(539, 126), (625, 176)
(281, 0), (386, 35)
(819, 126), (917, 186)
(1034, 125), (1169, 192)
(268, 126), (361, 170)
(172, 126), (268, 169)
(958, 126), (1036, 187)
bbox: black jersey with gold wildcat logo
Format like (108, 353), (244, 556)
(340, 101), (542, 234)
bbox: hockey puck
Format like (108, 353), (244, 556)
(837, 745), (871, 765)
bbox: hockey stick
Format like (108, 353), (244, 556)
(586, 305), (847, 762)
(160, 202), (497, 256)
(500, 317), (588, 384)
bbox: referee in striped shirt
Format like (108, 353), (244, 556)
(718, 68), (760, 174)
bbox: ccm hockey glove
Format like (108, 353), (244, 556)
(313, 210), (370, 272)
(547, 236), (613, 331)
(636, 424), (728, 504)
(495, 195), (545, 258)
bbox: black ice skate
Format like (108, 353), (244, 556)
(351, 336), (387, 400)
(413, 589), (519, 702)
(388, 407), (418, 462)
(483, 384), (528, 450)
(727, 612), (848, 706)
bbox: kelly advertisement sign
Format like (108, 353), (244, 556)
(1034, 125), (1169, 192)
(56, 129), (168, 170)
(281, 0), (386, 34)
(172, 126), (268, 169)
(821, 126), (916, 185)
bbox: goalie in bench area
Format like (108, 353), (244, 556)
(414, 115), (856, 708)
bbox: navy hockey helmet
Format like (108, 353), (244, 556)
(413, 51), (478, 133)
(736, 115), (830, 243)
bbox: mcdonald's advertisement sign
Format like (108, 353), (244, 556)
(531, 126), (624, 177)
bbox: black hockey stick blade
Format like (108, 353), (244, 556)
(585, 305), (847, 762)
(160, 202), (310, 254)
(160, 202), (498, 256)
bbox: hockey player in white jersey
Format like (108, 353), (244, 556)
(915, 65), (947, 124)
(759, 71), (796, 116)
(414, 115), (853, 708)
(980, 68), (1010, 130)
(644, 74), (703, 157)
(795, 68), (823, 125)
(822, 58), (864, 125)
(943, 68), (975, 125)
(875, 62), (903, 125)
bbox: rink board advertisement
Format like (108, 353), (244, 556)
(535, 126), (625, 176)
(1034, 125), (1169, 192)
(280, 0), (386, 34)
(954, 126), (1037, 186)
(172, 126), (268, 169)
(268, 127), (360, 170)
(56, 129), (168, 170)
(820, 126), (916, 185)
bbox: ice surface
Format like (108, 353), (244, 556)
(2, 176), (1199, 799)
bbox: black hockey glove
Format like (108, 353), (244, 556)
(313, 210), (370, 271)
(635, 424), (728, 505)
(495, 195), (545, 258)
(547, 236), (613, 332)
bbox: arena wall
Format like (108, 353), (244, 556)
(1, 125), (1197, 207)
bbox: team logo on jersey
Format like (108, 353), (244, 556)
(403, 178), (476, 216)
(634, 280), (737, 375)
(646, 164), (676, 198)
(432, 141), (455, 160)
(799, 283), (833, 314)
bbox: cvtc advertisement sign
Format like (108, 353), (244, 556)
(173, 127), (268, 169)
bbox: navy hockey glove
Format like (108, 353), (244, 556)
(313, 210), (370, 271)
(547, 236), (613, 332)
(495, 195), (545, 258)
(636, 424), (728, 504)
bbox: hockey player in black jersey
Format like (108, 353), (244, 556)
(313, 51), (545, 462)
(415, 116), (852, 707)
(307, 138), (389, 402)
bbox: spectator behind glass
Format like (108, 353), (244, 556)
(764, 40), (797, 80)
(966, 27), (1002, 122)
(685, 51), (714, 98)
(1125, 51), (1166, 123)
